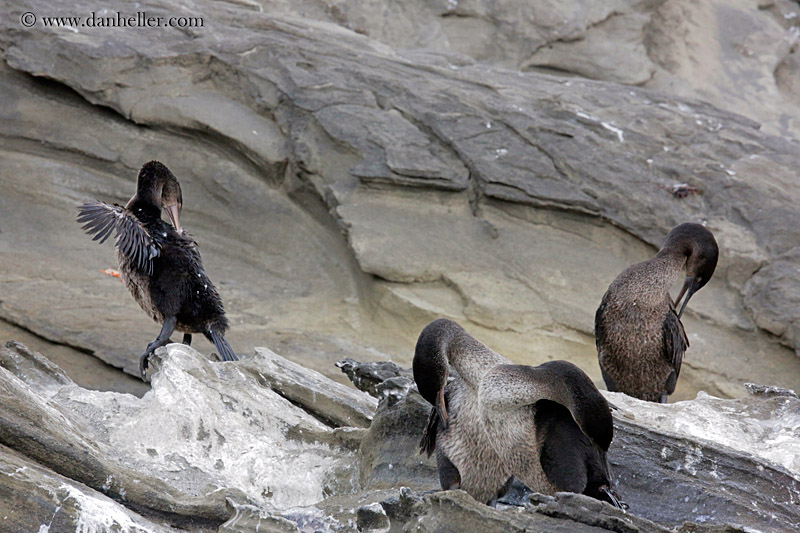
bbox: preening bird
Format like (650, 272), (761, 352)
(413, 318), (622, 507)
(595, 222), (718, 402)
(77, 161), (238, 380)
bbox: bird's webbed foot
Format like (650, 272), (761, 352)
(139, 349), (154, 381)
(139, 316), (177, 381)
(599, 486), (629, 511)
(139, 338), (168, 381)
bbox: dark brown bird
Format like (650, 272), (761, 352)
(595, 223), (718, 403)
(414, 318), (623, 507)
(77, 161), (238, 380)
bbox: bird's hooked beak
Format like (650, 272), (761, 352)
(674, 275), (700, 319)
(164, 201), (182, 234)
(436, 387), (449, 429)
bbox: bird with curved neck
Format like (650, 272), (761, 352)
(77, 161), (238, 380)
(413, 318), (623, 507)
(595, 222), (719, 403)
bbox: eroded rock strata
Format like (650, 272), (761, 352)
(1, 0), (800, 401)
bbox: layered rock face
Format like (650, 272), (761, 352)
(1, 1), (800, 530)
(0, 342), (798, 532)
(0, 0), (799, 401)
(292, 0), (800, 140)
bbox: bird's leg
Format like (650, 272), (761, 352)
(182, 333), (192, 346)
(139, 315), (178, 381)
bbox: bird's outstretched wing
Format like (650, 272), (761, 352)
(77, 202), (160, 274)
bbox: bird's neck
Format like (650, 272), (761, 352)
(127, 198), (162, 224)
(444, 331), (507, 388)
(648, 251), (687, 289)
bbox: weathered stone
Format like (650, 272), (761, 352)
(1, 2), (800, 528)
(336, 358), (407, 397)
(0, 343), (233, 529)
(528, 492), (671, 533)
(2, 343), (800, 531)
(378, 486), (427, 525)
(404, 490), (668, 533)
(0, 342), (362, 527)
(358, 390), (438, 491)
(345, 362), (800, 533)
(1, 0), (800, 402)
(743, 382), (798, 398)
(249, 346), (377, 428)
(356, 502), (390, 532)
(0, 444), (174, 533)
(219, 500), (298, 533)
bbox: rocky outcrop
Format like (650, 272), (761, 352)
(208, 0), (800, 140)
(2, 0), (800, 530)
(1, 0), (799, 402)
(1, 342), (799, 532)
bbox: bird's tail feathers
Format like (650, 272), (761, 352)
(207, 330), (238, 362)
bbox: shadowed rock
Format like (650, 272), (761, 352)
(0, 0), (799, 402)
(1, 344), (799, 531)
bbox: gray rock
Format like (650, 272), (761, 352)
(175, 0), (800, 139)
(355, 502), (390, 532)
(1, 344), (800, 532)
(0, 342), (233, 529)
(250, 347), (377, 428)
(403, 490), (668, 533)
(345, 362), (800, 533)
(0, 342), (363, 528)
(1, 0), (799, 403)
(528, 492), (671, 533)
(377, 486), (427, 526)
(610, 415), (800, 531)
(336, 358), (407, 397)
(0, 443), (174, 533)
(219, 500), (298, 533)
(358, 389), (439, 491)
(1, 2), (800, 529)
(743, 382), (798, 398)
(607, 390), (800, 481)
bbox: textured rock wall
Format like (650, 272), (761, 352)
(2, 343), (798, 531)
(252, 0), (800, 139)
(1, 0), (799, 400)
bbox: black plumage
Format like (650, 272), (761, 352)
(77, 161), (238, 380)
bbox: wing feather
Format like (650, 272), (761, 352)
(77, 202), (160, 274)
(663, 307), (689, 390)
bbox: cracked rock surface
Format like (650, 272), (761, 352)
(0, 0), (799, 401)
(2, 1), (800, 531)
(1, 344), (799, 532)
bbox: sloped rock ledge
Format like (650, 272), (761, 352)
(1, 342), (799, 532)
(1, 0), (799, 403)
